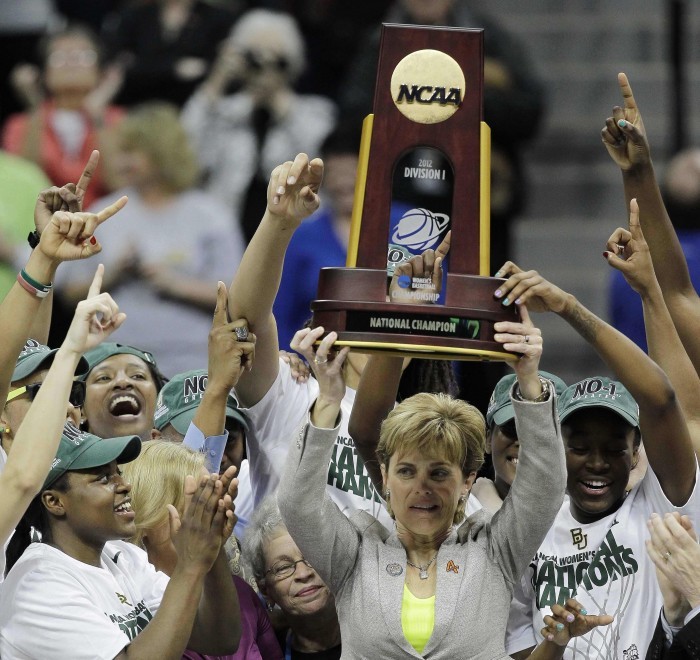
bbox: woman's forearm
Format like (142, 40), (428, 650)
(188, 551), (241, 655)
(527, 641), (566, 660)
(121, 566), (204, 659)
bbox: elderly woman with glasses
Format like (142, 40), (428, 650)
(242, 496), (341, 659)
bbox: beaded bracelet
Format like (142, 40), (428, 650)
(17, 269), (52, 299)
(513, 376), (551, 403)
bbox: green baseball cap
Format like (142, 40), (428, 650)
(43, 421), (141, 489)
(486, 370), (568, 427)
(558, 376), (639, 428)
(82, 342), (163, 385)
(12, 339), (89, 383)
(153, 369), (249, 436)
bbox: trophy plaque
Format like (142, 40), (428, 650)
(311, 24), (519, 361)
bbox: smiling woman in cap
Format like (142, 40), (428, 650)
(496, 252), (699, 655)
(81, 342), (166, 442)
(473, 370), (568, 512)
(0, 265), (126, 573)
(1, 417), (242, 659)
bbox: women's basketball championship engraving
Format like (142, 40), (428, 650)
(311, 24), (519, 360)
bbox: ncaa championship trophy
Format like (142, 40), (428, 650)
(311, 24), (519, 360)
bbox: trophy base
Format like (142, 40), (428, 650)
(310, 268), (520, 362)
(315, 339), (516, 362)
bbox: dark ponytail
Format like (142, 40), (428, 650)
(397, 359), (459, 402)
(5, 473), (71, 576)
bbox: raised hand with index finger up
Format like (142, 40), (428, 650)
(266, 153), (323, 228)
(37, 194), (128, 265)
(603, 198), (658, 295)
(601, 73), (651, 172)
(33, 150), (100, 235)
(61, 264), (126, 356)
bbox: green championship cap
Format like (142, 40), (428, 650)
(12, 339), (89, 383)
(558, 376), (639, 427)
(43, 421), (141, 489)
(486, 370), (568, 428)
(153, 369), (249, 436)
(83, 342), (159, 375)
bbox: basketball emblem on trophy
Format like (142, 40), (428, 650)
(391, 208), (450, 252)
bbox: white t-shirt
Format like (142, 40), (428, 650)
(241, 359), (394, 527)
(0, 540), (169, 659)
(505, 464), (700, 659)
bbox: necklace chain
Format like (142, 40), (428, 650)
(406, 552), (438, 579)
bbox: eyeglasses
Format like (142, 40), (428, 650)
(7, 380), (86, 408)
(47, 49), (98, 68)
(264, 558), (313, 581)
(243, 50), (290, 73)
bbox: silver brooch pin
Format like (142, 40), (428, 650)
(386, 563), (403, 576)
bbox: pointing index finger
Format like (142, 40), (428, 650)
(95, 195), (128, 224)
(435, 230), (451, 260)
(87, 264), (105, 298)
(627, 198), (642, 239)
(213, 281), (230, 324)
(76, 150), (100, 208)
(618, 72), (639, 115)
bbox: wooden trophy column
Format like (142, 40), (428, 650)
(311, 24), (519, 361)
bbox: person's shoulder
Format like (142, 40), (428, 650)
(2, 544), (79, 593)
(349, 510), (390, 540)
(6, 542), (53, 571)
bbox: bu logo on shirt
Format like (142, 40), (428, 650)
(570, 527), (587, 550)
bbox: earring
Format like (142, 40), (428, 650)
(384, 489), (395, 519)
(2, 428), (10, 434)
(266, 600), (274, 612)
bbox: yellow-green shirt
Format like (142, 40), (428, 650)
(401, 583), (435, 654)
